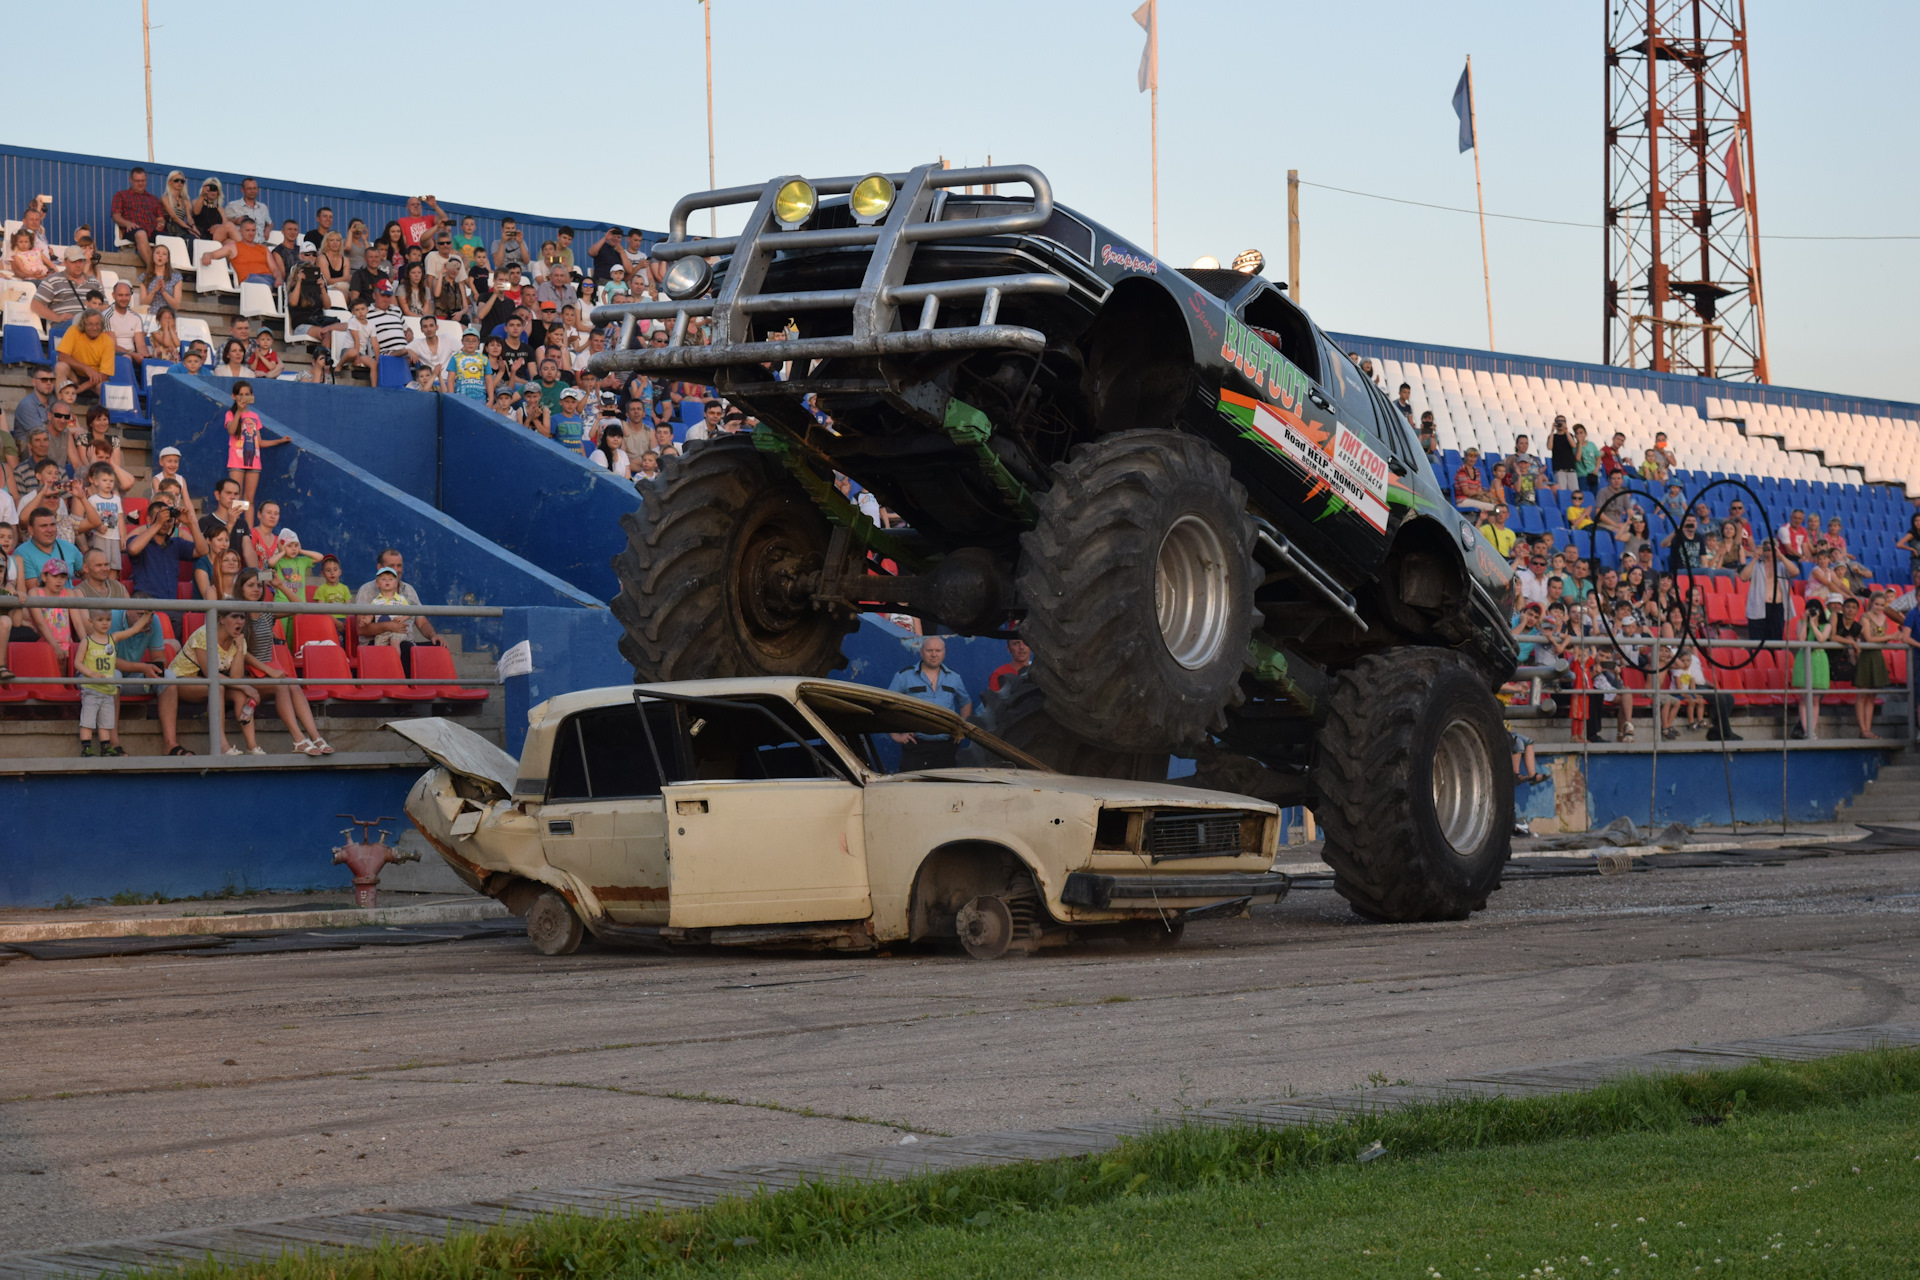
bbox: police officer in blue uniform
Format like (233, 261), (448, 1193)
(886, 635), (972, 770)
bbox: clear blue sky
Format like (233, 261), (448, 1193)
(15, 1), (1917, 403)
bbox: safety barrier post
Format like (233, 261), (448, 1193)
(205, 598), (223, 757)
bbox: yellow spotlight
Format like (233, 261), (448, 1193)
(773, 179), (817, 229)
(849, 174), (895, 224)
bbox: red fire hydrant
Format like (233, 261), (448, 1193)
(332, 815), (420, 908)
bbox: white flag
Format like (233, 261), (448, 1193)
(1133, 0), (1156, 93)
(496, 639), (533, 681)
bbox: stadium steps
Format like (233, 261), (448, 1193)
(1837, 748), (1920, 824)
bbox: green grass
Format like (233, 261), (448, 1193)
(136, 1049), (1920, 1280)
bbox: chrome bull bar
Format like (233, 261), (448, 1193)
(588, 162), (1069, 375)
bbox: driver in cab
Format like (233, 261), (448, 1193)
(887, 635), (972, 770)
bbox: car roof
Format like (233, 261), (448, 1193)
(526, 676), (929, 732)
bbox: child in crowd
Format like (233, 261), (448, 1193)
(268, 529), (323, 604)
(74, 610), (159, 757)
(85, 462), (124, 570)
(314, 556), (352, 642)
(223, 380), (286, 514)
(408, 363), (438, 392)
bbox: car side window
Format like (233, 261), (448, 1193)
(547, 704), (676, 802)
(672, 698), (849, 784)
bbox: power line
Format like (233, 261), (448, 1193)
(1296, 179), (1919, 241)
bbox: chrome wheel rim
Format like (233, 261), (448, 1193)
(1431, 717), (1496, 855)
(1155, 514), (1231, 670)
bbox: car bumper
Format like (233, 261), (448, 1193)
(1060, 870), (1290, 913)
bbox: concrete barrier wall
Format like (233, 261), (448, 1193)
(152, 375), (604, 650)
(0, 765), (422, 906)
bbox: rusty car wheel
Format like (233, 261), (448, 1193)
(525, 888), (585, 956)
(955, 894), (1015, 961)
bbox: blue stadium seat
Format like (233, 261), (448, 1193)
(376, 355), (411, 388)
(2, 324), (47, 365)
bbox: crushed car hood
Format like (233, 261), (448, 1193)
(385, 718), (519, 797)
(886, 769), (1275, 811)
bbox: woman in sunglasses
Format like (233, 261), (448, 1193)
(190, 176), (236, 245)
(157, 171), (198, 242)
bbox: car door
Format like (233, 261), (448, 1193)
(652, 696), (872, 929)
(538, 703), (675, 924)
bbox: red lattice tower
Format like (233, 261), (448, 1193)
(1604, 0), (1769, 382)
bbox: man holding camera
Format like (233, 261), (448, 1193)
(126, 498), (209, 601)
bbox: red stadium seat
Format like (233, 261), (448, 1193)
(10, 642), (79, 703)
(290, 615), (344, 669)
(155, 612), (177, 643)
(356, 645), (435, 701)
(303, 644), (376, 701)
(407, 643), (489, 702)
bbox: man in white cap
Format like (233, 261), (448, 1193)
(31, 249), (104, 326)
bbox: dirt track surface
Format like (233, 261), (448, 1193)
(5, 849), (1919, 1255)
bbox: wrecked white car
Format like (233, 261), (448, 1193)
(393, 679), (1286, 958)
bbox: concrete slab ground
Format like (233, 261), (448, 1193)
(3, 843), (1918, 1259)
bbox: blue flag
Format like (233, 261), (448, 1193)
(1452, 63), (1474, 152)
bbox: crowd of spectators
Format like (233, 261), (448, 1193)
(1443, 420), (1920, 747)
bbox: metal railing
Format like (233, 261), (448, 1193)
(0, 596), (502, 755)
(1508, 631), (1918, 743)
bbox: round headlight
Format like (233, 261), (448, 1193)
(773, 179), (817, 229)
(663, 255), (713, 301)
(849, 174), (895, 224)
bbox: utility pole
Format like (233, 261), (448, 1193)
(704, 0), (717, 236)
(1286, 169), (1300, 299)
(141, 0), (154, 162)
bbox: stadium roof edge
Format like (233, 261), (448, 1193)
(1328, 329), (1920, 421)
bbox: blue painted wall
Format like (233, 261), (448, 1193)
(0, 767), (420, 907)
(162, 381), (637, 605)
(438, 395), (638, 605)
(502, 608), (633, 756)
(1523, 747), (1885, 828)
(239, 381), (439, 506)
(151, 375), (604, 651)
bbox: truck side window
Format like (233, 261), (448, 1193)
(547, 704), (675, 801)
(1238, 287), (1319, 382)
(1364, 379), (1426, 475)
(1315, 333), (1385, 442)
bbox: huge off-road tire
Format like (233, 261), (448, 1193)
(976, 672), (1166, 781)
(1017, 430), (1259, 753)
(1311, 649), (1512, 922)
(611, 436), (855, 682)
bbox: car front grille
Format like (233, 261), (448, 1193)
(1145, 811), (1252, 861)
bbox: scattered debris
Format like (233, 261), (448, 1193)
(899, 1134), (919, 1145)
(1357, 1140), (1388, 1163)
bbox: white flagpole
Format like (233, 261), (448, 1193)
(142, 0), (154, 162)
(1467, 54), (1494, 350)
(704, 0), (717, 236)
(1149, 1), (1159, 257)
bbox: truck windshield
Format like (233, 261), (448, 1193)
(798, 689), (1045, 775)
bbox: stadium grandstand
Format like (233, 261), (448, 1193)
(0, 142), (1915, 898)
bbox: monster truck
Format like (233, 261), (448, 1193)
(588, 162), (1520, 923)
